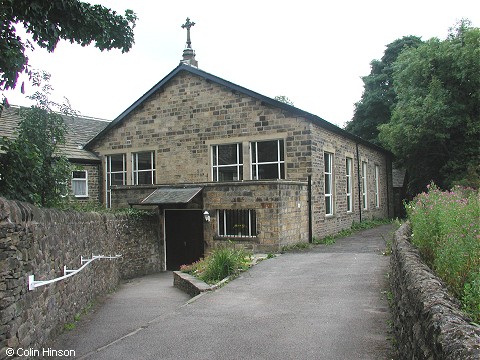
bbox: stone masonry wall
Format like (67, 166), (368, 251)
(310, 125), (392, 239)
(203, 181), (308, 253)
(390, 223), (480, 359)
(0, 197), (163, 359)
(91, 70), (392, 240)
(72, 163), (102, 204)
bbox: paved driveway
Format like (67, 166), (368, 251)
(52, 224), (396, 360)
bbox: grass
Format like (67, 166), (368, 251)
(406, 183), (479, 323)
(180, 246), (251, 285)
(281, 242), (312, 252)
(280, 218), (394, 251)
(63, 300), (95, 331)
(313, 218), (393, 245)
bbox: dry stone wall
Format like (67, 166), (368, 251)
(0, 197), (162, 359)
(390, 223), (480, 359)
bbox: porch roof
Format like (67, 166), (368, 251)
(138, 187), (203, 205)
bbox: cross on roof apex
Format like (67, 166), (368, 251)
(180, 17), (198, 68)
(181, 17), (195, 48)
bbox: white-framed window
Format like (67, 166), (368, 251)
(212, 143), (243, 181)
(106, 154), (126, 208)
(251, 139), (285, 180)
(324, 152), (334, 216)
(72, 170), (88, 197)
(132, 151), (155, 185)
(375, 165), (380, 208)
(217, 209), (257, 237)
(346, 157), (353, 213)
(362, 161), (368, 210)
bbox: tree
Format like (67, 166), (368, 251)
(274, 95), (294, 106)
(0, 0), (137, 90)
(345, 36), (423, 144)
(379, 20), (480, 194)
(0, 71), (73, 206)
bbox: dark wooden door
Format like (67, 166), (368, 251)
(165, 210), (204, 270)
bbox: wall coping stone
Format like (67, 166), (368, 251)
(173, 271), (213, 297)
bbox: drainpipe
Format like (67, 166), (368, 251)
(308, 175), (313, 243)
(356, 143), (362, 223)
(386, 155), (391, 218)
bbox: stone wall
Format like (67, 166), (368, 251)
(203, 181), (309, 253)
(90, 70), (392, 240)
(310, 125), (393, 238)
(390, 223), (480, 359)
(110, 181), (309, 254)
(0, 197), (163, 359)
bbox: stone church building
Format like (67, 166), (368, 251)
(1, 20), (393, 269)
(84, 20), (392, 269)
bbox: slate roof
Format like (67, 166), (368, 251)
(85, 64), (391, 155)
(0, 106), (110, 162)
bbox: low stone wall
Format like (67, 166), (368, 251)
(173, 271), (212, 297)
(390, 223), (480, 359)
(0, 198), (163, 359)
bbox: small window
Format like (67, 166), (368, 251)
(72, 170), (88, 197)
(217, 209), (257, 237)
(374, 165), (380, 208)
(324, 152), (333, 216)
(132, 152), (155, 185)
(362, 161), (368, 210)
(251, 139), (285, 180)
(212, 143), (243, 181)
(346, 158), (353, 212)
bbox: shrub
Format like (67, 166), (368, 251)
(406, 183), (480, 322)
(181, 247), (251, 285)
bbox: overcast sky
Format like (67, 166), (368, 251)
(3, 0), (479, 127)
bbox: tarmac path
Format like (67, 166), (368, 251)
(51, 224), (396, 360)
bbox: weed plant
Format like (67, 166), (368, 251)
(180, 247), (251, 284)
(406, 183), (479, 322)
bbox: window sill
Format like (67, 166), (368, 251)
(214, 236), (259, 242)
(74, 195), (89, 198)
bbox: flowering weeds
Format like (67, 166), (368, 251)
(406, 183), (480, 322)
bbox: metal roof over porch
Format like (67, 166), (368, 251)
(138, 187), (203, 205)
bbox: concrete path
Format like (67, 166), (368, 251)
(51, 224), (396, 360)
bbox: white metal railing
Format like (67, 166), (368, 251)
(28, 254), (122, 291)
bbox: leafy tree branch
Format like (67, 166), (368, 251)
(0, 0), (137, 90)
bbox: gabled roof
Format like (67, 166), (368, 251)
(0, 106), (110, 162)
(85, 63), (389, 154)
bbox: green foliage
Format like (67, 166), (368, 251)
(406, 183), (480, 322)
(274, 95), (294, 106)
(0, 71), (73, 207)
(379, 20), (480, 195)
(312, 218), (393, 245)
(181, 247), (251, 285)
(0, 0), (137, 90)
(281, 242), (311, 251)
(345, 36), (422, 144)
